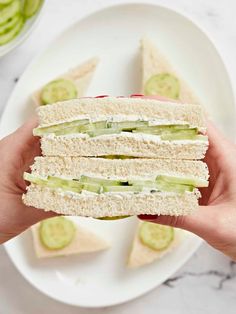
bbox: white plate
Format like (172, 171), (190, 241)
(0, 1), (45, 58)
(1, 2), (235, 308)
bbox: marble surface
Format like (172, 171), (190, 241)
(0, 0), (236, 313)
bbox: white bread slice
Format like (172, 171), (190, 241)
(141, 37), (201, 105)
(23, 185), (200, 217)
(32, 57), (99, 106)
(127, 223), (185, 268)
(31, 221), (109, 258)
(36, 97), (206, 130)
(31, 157), (209, 181)
(40, 134), (208, 159)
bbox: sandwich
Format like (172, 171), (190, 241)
(128, 221), (185, 268)
(31, 216), (109, 258)
(23, 156), (209, 217)
(32, 57), (99, 106)
(33, 96), (208, 159)
(141, 37), (201, 104)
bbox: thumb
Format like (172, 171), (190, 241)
(138, 205), (215, 239)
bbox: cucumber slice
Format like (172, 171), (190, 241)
(133, 124), (190, 135)
(53, 121), (108, 136)
(41, 79), (78, 105)
(82, 182), (103, 194)
(80, 175), (125, 186)
(156, 175), (208, 187)
(128, 179), (160, 190)
(23, 0), (42, 18)
(87, 128), (121, 137)
(48, 176), (83, 191)
(24, 172), (48, 186)
(155, 179), (194, 193)
(160, 128), (198, 141)
(98, 216), (130, 220)
(103, 185), (142, 193)
(0, 13), (19, 34)
(0, 0), (20, 25)
(39, 217), (76, 250)
(24, 173), (83, 193)
(0, 14), (23, 45)
(108, 120), (148, 131)
(33, 119), (89, 136)
(144, 73), (180, 99)
(139, 222), (174, 251)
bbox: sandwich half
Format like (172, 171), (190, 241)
(128, 222), (185, 268)
(141, 37), (201, 104)
(34, 96), (208, 159)
(23, 157), (209, 217)
(31, 217), (109, 258)
(32, 57), (99, 106)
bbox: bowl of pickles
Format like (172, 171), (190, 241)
(0, 0), (44, 57)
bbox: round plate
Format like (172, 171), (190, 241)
(1, 3), (235, 308)
(0, 1), (45, 58)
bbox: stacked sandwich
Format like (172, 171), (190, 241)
(23, 96), (209, 218)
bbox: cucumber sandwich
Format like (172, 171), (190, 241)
(23, 156), (209, 217)
(141, 37), (201, 104)
(32, 57), (99, 106)
(31, 217), (109, 258)
(128, 222), (186, 268)
(33, 96), (208, 159)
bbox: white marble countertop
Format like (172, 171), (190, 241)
(0, 0), (236, 313)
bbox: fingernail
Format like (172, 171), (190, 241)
(138, 214), (158, 221)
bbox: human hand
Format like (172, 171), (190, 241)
(139, 120), (236, 261)
(0, 118), (56, 244)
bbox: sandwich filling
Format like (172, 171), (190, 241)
(33, 118), (207, 142)
(24, 172), (208, 196)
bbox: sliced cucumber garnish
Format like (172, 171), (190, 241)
(87, 128), (121, 137)
(41, 79), (78, 105)
(108, 120), (148, 130)
(0, 13), (19, 34)
(160, 128), (198, 141)
(139, 222), (174, 251)
(133, 124), (190, 135)
(156, 174), (208, 187)
(80, 175), (125, 186)
(24, 172), (48, 186)
(155, 179), (194, 193)
(0, 0), (20, 25)
(39, 217), (76, 250)
(103, 185), (142, 193)
(33, 119), (89, 136)
(0, 15), (23, 45)
(23, 0), (42, 18)
(98, 216), (130, 220)
(82, 182), (103, 194)
(24, 173), (83, 193)
(144, 73), (180, 99)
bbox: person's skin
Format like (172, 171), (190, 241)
(139, 121), (236, 261)
(0, 118), (56, 244)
